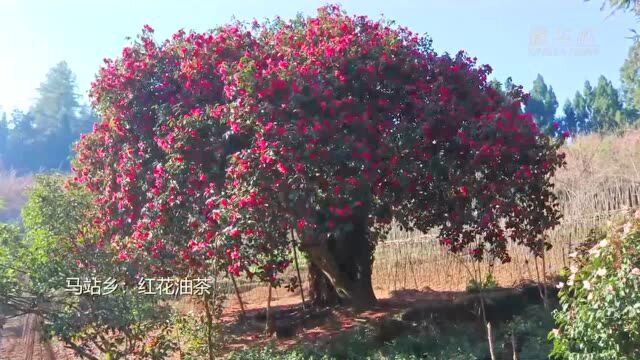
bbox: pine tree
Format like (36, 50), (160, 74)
(591, 75), (625, 132)
(0, 112), (8, 166)
(562, 100), (578, 135)
(525, 74), (559, 135)
(30, 61), (81, 170)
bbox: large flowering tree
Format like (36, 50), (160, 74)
(74, 6), (565, 308)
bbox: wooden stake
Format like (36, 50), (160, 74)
(487, 322), (496, 360)
(533, 256), (545, 305)
(541, 248), (549, 309)
(290, 228), (307, 311)
(511, 332), (519, 360)
(265, 283), (273, 334)
(203, 291), (215, 360)
(476, 264), (495, 360)
(229, 271), (246, 318)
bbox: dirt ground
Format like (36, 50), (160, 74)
(0, 280), (541, 359)
(0, 313), (75, 360)
(0, 286), (453, 359)
(218, 286), (462, 352)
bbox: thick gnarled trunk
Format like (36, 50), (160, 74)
(303, 210), (377, 309)
(308, 262), (340, 307)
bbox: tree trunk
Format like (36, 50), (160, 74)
(303, 209), (377, 309)
(308, 262), (340, 307)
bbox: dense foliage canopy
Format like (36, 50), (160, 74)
(73, 6), (565, 304)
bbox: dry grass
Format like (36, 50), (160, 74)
(0, 169), (33, 222)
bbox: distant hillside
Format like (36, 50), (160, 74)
(0, 170), (32, 222)
(557, 127), (640, 187)
(554, 126), (640, 224)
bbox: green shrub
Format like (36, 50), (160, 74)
(0, 174), (177, 359)
(172, 289), (227, 360)
(466, 271), (498, 292)
(550, 211), (640, 359)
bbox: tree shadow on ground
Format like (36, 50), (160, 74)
(222, 281), (558, 354)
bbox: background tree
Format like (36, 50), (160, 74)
(592, 0), (639, 15)
(591, 75), (626, 132)
(489, 79), (504, 95)
(525, 74), (559, 135)
(583, 81), (596, 132)
(75, 105), (98, 135)
(6, 110), (39, 171)
(0, 62), (96, 172)
(0, 113), (8, 165)
(30, 61), (80, 170)
(32, 62), (79, 134)
(561, 100), (578, 135)
(490, 76), (516, 98)
(621, 40), (640, 115)
(572, 90), (591, 134)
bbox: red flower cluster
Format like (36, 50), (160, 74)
(73, 5), (565, 283)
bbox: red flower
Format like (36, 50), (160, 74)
(260, 154), (274, 164)
(228, 262), (241, 276)
(277, 162), (288, 174)
(152, 165), (165, 176)
(118, 250), (128, 261)
(367, 64), (376, 73)
(210, 105), (223, 117)
(229, 228), (240, 237)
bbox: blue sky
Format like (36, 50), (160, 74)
(0, 0), (637, 114)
